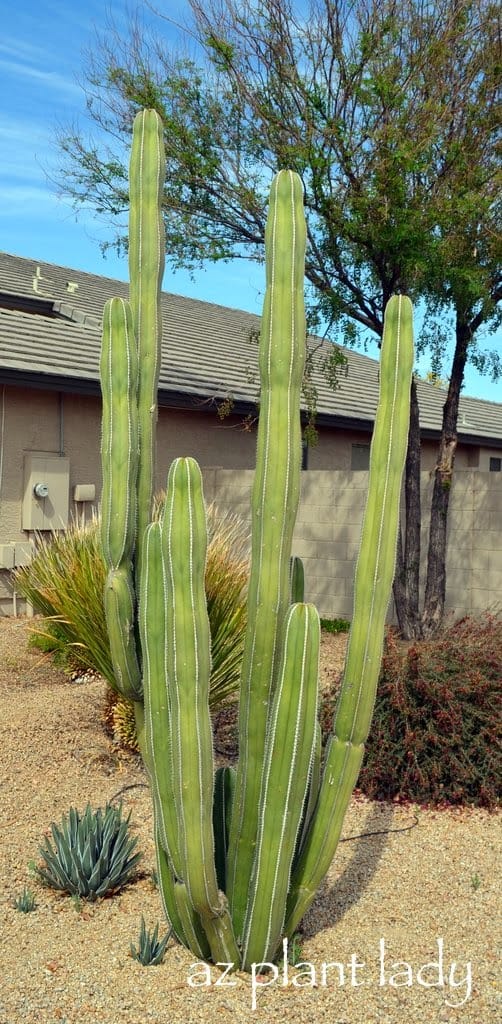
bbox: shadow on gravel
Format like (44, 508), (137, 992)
(302, 801), (397, 936)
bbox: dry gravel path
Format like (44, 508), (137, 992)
(0, 618), (499, 1024)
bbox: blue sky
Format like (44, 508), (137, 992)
(1, 0), (500, 402)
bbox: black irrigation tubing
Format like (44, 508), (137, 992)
(108, 784), (420, 842)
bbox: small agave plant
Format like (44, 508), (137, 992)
(130, 916), (172, 966)
(13, 887), (37, 913)
(37, 802), (142, 901)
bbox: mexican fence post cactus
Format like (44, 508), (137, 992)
(100, 107), (165, 727)
(99, 106), (413, 972)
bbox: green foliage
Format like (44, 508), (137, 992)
(36, 803), (142, 900)
(14, 503), (249, 711)
(287, 932), (304, 966)
(55, 0), (500, 349)
(15, 517), (113, 680)
(320, 617), (351, 634)
(358, 616), (502, 809)
(13, 888), (36, 913)
(130, 916), (171, 965)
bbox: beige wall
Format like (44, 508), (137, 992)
(309, 423), (492, 472)
(203, 469), (502, 622)
(0, 383), (500, 619)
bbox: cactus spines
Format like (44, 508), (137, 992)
(227, 168), (307, 934)
(241, 602), (319, 969)
(284, 292), (414, 938)
(100, 295), (142, 700)
(100, 297), (139, 570)
(100, 107), (413, 973)
(160, 457), (240, 965)
(335, 294), (414, 743)
(128, 108), (166, 580)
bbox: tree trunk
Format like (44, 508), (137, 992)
(393, 377), (423, 639)
(421, 315), (470, 637)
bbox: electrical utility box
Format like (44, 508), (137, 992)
(22, 453), (70, 530)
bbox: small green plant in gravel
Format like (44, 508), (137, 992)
(320, 617), (351, 634)
(287, 933), (304, 966)
(130, 916), (172, 966)
(470, 873), (482, 891)
(13, 887), (36, 913)
(37, 802), (142, 901)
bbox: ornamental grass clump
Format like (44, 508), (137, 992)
(15, 516), (110, 679)
(14, 503), (248, 719)
(358, 615), (502, 809)
(37, 803), (142, 900)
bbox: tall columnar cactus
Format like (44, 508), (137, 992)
(100, 107), (413, 972)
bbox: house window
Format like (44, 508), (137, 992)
(489, 457), (501, 472)
(351, 443), (370, 470)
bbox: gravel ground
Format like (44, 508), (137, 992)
(0, 618), (499, 1024)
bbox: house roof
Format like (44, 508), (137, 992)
(0, 251), (500, 446)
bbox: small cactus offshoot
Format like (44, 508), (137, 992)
(13, 887), (36, 913)
(37, 802), (142, 901)
(130, 916), (172, 966)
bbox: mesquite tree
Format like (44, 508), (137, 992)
(59, 0), (501, 636)
(100, 108), (413, 968)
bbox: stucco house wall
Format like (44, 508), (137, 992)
(0, 253), (500, 616)
(1, 379), (500, 618)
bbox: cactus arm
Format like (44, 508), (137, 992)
(173, 882), (212, 961)
(128, 109), (165, 579)
(100, 296), (142, 700)
(335, 294), (414, 741)
(284, 293), (414, 938)
(139, 522), (182, 875)
(241, 603), (319, 969)
(296, 718), (322, 859)
(227, 170), (307, 934)
(154, 829), (189, 948)
(100, 297), (139, 569)
(161, 457), (239, 965)
(289, 554), (305, 602)
(103, 570), (142, 700)
(213, 766), (236, 891)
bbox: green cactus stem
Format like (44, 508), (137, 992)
(100, 296), (142, 701)
(99, 105), (414, 974)
(160, 457), (239, 965)
(128, 107), (165, 585)
(241, 602), (319, 969)
(226, 169), (307, 938)
(284, 293), (414, 939)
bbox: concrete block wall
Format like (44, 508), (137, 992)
(204, 469), (502, 622)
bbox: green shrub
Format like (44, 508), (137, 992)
(320, 617), (350, 634)
(37, 803), (142, 900)
(357, 616), (502, 809)
(15, 503), (249, 715)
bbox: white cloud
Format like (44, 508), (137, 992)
(0, 56), (81, 97)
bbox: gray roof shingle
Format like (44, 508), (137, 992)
(0, 251), (500, 444)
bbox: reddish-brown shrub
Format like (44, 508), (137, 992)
(321, 615), (501, 809)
